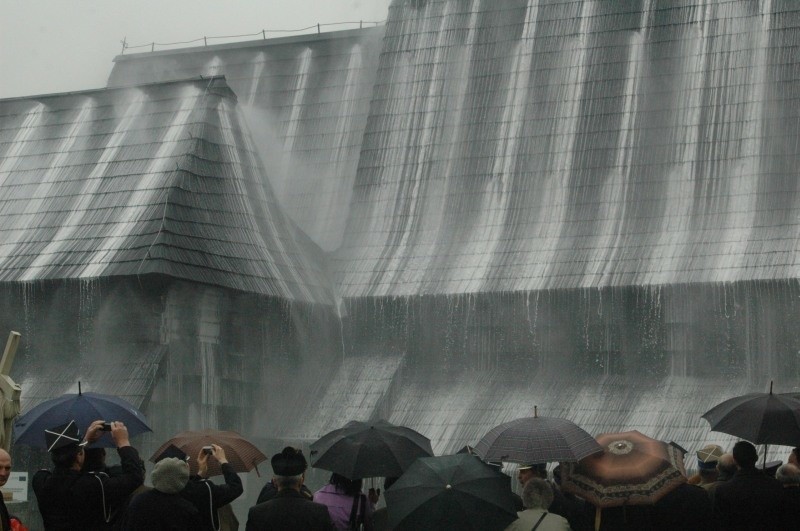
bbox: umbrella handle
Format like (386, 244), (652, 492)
(594, 507), (601, 531)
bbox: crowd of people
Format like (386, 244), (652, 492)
(508, 443), (800, 531)
(1, 419), (798, 530)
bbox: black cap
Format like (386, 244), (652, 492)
(45, 420), (87, 452)
(155, 444), (189, 463)
(271, 447), (307, 476)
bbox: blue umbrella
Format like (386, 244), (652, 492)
(13, 384), (151, 448)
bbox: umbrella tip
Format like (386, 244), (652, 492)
(769, 380), (773, 394)
(78, 381), (82, 395)
(534, 405), (538, 418)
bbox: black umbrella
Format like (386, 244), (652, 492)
(385, 454), (518, 531)
(702, 382), (800, 446)
(701, 382), (800, 465)
(310, 420), (433, 479)
(474, 407), (602, 464)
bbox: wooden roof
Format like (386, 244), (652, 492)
(0, 77), (334, 303)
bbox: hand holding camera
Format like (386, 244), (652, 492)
(196, 443), (228, 477)
(84, 420), (130, 448)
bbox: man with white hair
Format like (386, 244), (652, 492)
(776, 463), (800, 530)
(505, 478), (570, 531)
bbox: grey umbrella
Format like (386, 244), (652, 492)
(475, 408), (602, 464)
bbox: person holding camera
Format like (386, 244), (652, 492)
(155, 443), (243, 531)
(32, 419), (145, 530)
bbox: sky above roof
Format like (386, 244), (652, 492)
(0, 0), (391, 99)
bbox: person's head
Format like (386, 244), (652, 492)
(696, 444), (723, 482)
(271, 447), (307, 492)
(716, 453), (737, 478)
(0, 449), (11, 487)
(521, 478), (553, 510)
(789, 447), (800, 466)
(732, 441), (758, 469)
(151, 457), (190, 494)
(46, 420), (87, 470)
(82, 447), (107, 473)
(518, 463), (546, 486)
(776, 463), (800, 486)
(330, 472), (363, 496)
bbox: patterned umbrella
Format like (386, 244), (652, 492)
(150, 429), (267, 477)
(474, 410), (602, 464)
(560, 430), (687, 508)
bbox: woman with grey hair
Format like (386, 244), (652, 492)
(505, 478), (571, 530)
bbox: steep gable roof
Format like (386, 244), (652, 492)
(109, 28), (384, 252)
(0, 76), (334, 303)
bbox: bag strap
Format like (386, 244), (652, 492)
(204, 481), (220, 531)
(89, 473), (111, 523)
(530, 511), (548, 531)
(348, 493), (365, 530)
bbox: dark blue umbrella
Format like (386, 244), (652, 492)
(13, 384), (151, 448)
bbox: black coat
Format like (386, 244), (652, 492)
(712, 467), (784, 531)
(257, 480), (313, 504)
(0, 496), (10, 531)
(121, 489), (202, 530)
(32, 445), (145, 531)
(180, 462), (243, 531)
(780, 486), (800, 531)
(651, 483), (711, 531)
(246, 489), (335, 531)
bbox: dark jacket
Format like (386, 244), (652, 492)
(122, 489), (202, 530)
(32, 445), (145, 531)
(550, 486), (592, 531)
(712, 467), (784, 531)
(0, 496), (10, 531)
(246, 489), (335, 531)
(651, 483), (711, 531)
(257, 481), (313, 504)
(180, 463), (243, 531)
(780, 486), (800, 531)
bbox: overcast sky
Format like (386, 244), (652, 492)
(0, 0), (392, 99)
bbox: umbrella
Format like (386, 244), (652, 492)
(560, 430), (687, 508)
(701, 382), (800, 447)
(14, 384), (151, 448)
(474, 407), (602, 464)
(310, 420), (433, 479)
(385, 453), (518, 531)
(150, 429), (267, 477)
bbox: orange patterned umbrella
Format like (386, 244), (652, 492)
(560, 430), (687, 508)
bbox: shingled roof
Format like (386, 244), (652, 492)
(334, 0), (800, 297)
(0, 76), (334, 304)
(109, 28), (384, 252)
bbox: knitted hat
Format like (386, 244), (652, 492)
(151, 457), (190, 494)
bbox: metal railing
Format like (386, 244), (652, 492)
(120, 20), (386, 54)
